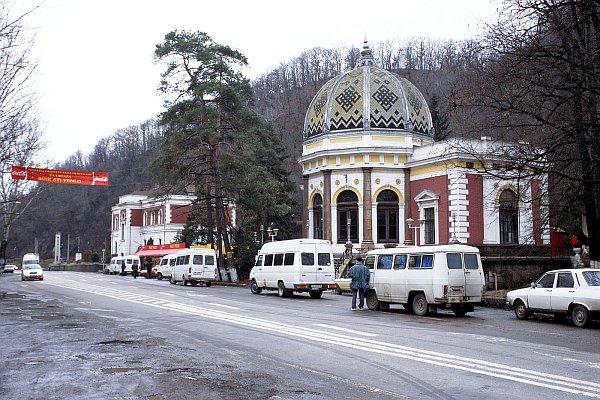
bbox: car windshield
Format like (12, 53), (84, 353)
(24, 264), (40, 270)
(582, 271), (600, 286)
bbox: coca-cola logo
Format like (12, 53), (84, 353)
(12, 169), (27, 177)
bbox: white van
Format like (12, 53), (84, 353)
(363, 244), (485, 316)
(249, 239), (337, 298)
(170, 248), (217, 286)
(156, 253), (177, 280)
(22, 253), (39, 266)
(108, 256), (124, 275)
(124, 255), (141, 275)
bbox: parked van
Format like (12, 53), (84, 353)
(249, 239), (337, 298)
(170, 248), (217, 286)
(108, 256), (124, 275)
(363, 244), (485, 316)
(22, 253), (39, 266)
(124, 255), (141, 275)
(156, 253), (177, 280)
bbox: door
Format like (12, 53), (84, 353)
(550, 272), (576, 312)
(300, 244), (318, 284)
(446, 253), (483, 300)
(446, 253), (466, 299)
(528, 272), (555, 310)
(203, 253), (216, 279)
(463, 253), (483, 298)
(316, 250), (333, 284)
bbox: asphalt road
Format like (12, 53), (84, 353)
(1, 271), (599, 400)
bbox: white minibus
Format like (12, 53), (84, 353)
(249, 239), (337, 298)
(170, 248), (217, 286)
(156, 253), (177, 280)
(124, 255), (141, 275)
(363, 244), (485, 316)
(108, 256), (124, 274)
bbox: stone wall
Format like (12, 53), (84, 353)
(482, 257), (571, 290)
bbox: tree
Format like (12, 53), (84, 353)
(152, 30), (296, 277)
(0, 1), (44, 252)
(455, 0), (600, 264)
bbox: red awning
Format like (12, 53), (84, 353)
(135, 248), (182, 257)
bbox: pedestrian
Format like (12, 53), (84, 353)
(132, 260), (139, 279)
(120, 259), (126, 276)
(348, 256), (370, 311)
(145, 257), (152, 279)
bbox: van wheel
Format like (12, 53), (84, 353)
(190, 281), (198, 286)
(169, 276), (176, 285)
(277, 281), (291, 297)
(571, 305), (589, 327)
(451, 304), (468, 317)
(412, 293), (429, 316)
(250, 280), (262, 294)
(365, 290), (379, 310)
(156, 273), (163, 281)
(309, 290), (322, 299)
(182, 276), (188, 286)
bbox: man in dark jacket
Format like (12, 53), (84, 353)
(348, 256), (370, 310)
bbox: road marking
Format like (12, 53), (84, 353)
(208, 303), (240, 310)
(157, 292), (175, 296)
(313, 323), (378, 337)
(45, 281), (600, 398)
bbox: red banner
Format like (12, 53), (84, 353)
(11, 166), (109, 186)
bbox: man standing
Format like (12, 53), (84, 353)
(348, 256), (370, 310)
(145, 257), (153, 279)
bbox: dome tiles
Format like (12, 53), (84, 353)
(303, 42), (434, 142)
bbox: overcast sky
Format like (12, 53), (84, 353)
(15, 0), (499, 164)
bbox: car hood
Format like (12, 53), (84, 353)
(506, 287), (531, 300)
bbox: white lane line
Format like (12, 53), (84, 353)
(45, 281), (600, 398)
(208, 303), (240, 310)
(313, 323), (378, 337)
(73, 308), (114, 312)
(157, 292), (175, 296)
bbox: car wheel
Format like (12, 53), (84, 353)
(451, 304), (468, 317)
(365, 290), (379, 310)
(182, 275), (188, 286)
(156, 273), (163, 281)
(513, 300), (531, 320)
(250, 280), (262, 294)
(309, 290), (323, 299)
(571, 305), (589, 328)
(412, 293), (429, 316)
(335, 286), (343, 295)
(169, 275), (176, 284)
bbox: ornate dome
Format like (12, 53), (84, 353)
(303, 41), (434, 142)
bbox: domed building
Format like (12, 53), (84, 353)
(299, 41), (549, 255)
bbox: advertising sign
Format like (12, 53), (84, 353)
(12, 166), (109, 186)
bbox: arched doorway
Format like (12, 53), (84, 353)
(313, 193), (323, 239)
(337, 190), (358, 243)
(499, 189), (519, 244)
(376, 190), (399, 243)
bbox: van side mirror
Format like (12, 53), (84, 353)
(530, 282), (536, 288)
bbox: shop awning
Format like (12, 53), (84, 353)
(134, 243), (186, 258)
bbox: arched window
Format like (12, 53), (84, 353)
(499, 189), (519, 244)
(158, 210), (163, 225)
(313, 194), (323, 239)
(337, 190), (358, 243)
(143, 212), (148, 226)
(377, 190), (399, 243)
(150, 211), (156, 225)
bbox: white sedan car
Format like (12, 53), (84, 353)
(506, 268), (600, 327)
(21, 264), (44, 281)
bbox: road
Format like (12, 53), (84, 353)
(1, 271), (599, 400)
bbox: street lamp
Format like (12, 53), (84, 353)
(267, 226), (278, 242)
(450, 212), (460, 244)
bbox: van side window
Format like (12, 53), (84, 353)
(264, 254), (274, 266)
(177, 256), (184, 265)
(184, 255), (190, 264)
(193, 255), (203, 265)
(274, 253), (284, 266)
(409, 255), (433, 269)
(284, 253), (294, 265)
(377, 255), (393, 269)
(301, 253), (314, 266)
(365, 256), (375, 269)
(393, 255), (407, 270)
(318, 253), (331, 266)
(464, 254), (479, 270)
(255, 255), (263, 267)
(422, 255), (434, 268)
(170, 258), (176, 266)
(205, 255), (215, 265)
(447, 253), (462, 269)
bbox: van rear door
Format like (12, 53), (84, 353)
(300, 244), (318, 283)
(446, 252), (483, 300)
(203, 253), (216, 279)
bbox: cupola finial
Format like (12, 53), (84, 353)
(360, 38), (374, 66)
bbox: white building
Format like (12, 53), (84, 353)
(110, 192), (195, 256)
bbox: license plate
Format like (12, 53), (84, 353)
(311, 285), (322, 289)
